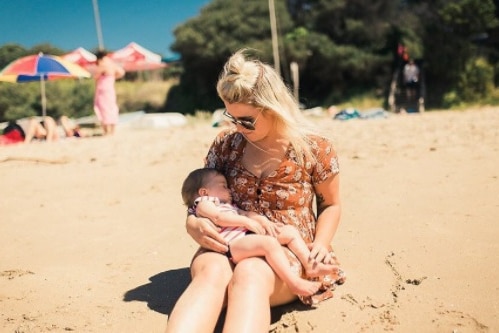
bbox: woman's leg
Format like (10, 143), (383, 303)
(223, 257), (296, 333)
(23, 118), (46, 143)
(42, 116), (59, 142)
(165, 251), (233, 333)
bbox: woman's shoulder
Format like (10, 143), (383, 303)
(214, 128), (244, 144)
(306, 134), (335, 150)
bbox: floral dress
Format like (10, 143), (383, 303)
(205, 129), (345, 305)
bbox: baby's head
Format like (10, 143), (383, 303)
(181, 168), (231, 206)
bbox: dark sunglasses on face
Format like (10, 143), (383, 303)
(223, 109), (261, 130)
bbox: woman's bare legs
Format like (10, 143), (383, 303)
(223, 257), (296, 333)
(102, 124), (115, 135)
(165, 251), (233, 333)
(42, 116), (59, 142)
(22, 118), (45, 143)
(229, 235), (320, 296)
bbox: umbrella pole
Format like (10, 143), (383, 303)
(40, 77), (47, 118)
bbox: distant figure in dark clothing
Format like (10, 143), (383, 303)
(403, 59), (420, 100)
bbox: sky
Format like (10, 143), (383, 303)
(0, 0), (211, 57)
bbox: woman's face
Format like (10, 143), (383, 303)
(223, 102), (272, 142)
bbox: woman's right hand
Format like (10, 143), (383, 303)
(186, 215), (228, 253)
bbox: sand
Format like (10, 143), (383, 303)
(1, 107), (498, 333)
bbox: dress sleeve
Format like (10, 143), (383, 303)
(204, 129), (233, 169)
(310, 136), (340, 184)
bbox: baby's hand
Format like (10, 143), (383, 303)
(251, 215), (277, 236)
(246, 220), (266, 235)
(269, 222), (285, 237)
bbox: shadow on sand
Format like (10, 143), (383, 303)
(123, 268), (314, 332)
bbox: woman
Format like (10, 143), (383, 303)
(166, 49), (344, 333)
(93, 50), (125, 135)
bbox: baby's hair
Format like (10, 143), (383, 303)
(181, 167), (221, 207)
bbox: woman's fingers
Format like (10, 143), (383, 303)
(202, 234), (228, 253)
(309, 244), (328, 263)
(187, 217), (228, 253)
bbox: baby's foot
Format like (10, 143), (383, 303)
(287, 278), (321, 296)
(305, 261), (339, 277)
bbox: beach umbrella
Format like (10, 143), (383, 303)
(109, 42), (167, 72)
(61, 47), (97, 72)
(0, 53), (91, 117)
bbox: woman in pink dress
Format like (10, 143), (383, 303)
(93, 51), (125, 135)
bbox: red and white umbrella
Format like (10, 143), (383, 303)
(109, 42), (167, 72)
(61, 47), (97, 72)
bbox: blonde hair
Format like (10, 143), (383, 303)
(216, 49), (319, 165)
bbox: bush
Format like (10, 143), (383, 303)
(458, 57), (494, 102)
(0, 79), (177, 122)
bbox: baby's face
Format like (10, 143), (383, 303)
(204, 174), (232, 203)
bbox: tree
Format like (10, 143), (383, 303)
(418, 0), (499, 106)
(166, 0), (294, 113)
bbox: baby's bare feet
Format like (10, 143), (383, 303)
(288, 278), (321, 296)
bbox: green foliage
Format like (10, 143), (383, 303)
(444, 57), (495, 107)
(168, 0), (294, 113)
(2, 0), (499, 114)
(0, 80), (94, 121)
(0, 78), (176, 122)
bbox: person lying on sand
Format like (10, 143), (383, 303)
(0, 115), (83, 145)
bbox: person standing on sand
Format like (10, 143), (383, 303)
(93, 50), (125, 135)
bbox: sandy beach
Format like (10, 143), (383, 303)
(1, 107), (498, 333)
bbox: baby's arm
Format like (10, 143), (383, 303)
(239, 210), (277, 237)
(196, 201), (264, 234)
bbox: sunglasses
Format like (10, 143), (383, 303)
(223, 109), (263, 131)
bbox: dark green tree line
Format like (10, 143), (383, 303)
(166, 0), (498, 113)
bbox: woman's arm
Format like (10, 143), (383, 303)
(310, 172), (341, 264)
(114, 64), (125, 79)
(186, 214), (228, 253)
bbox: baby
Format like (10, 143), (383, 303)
(181, 167), (337, 296)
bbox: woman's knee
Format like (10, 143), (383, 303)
(191, 251), (233, 286)
(230, 258), (275, 293)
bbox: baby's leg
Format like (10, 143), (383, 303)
(276, 225), (338, 277)
(229, 235), (320, 296)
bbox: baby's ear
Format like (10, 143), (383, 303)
(198, 188), (208, 196)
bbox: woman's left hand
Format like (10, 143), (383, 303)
(309, 243), (338, 265)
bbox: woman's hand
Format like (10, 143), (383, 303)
(248, 214), (277, 237)
(245, 220), (266, 235)
(186, 215), (228, 253)
(308, 242), (340, 265)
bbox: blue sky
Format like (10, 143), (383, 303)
(0, 0), (210, 57)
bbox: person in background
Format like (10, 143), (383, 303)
(93, 50), (125, 136)
(0, 116), (82, 145)
(165, 49), (344, 333)
(403, 59), (420, 100)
